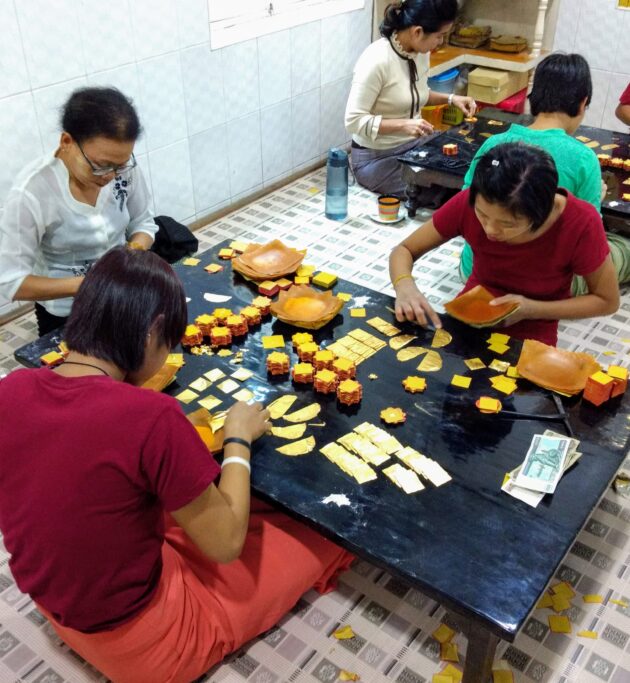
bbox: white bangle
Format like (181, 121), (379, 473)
(221, 456), (251, 474)
(447, 93), (454, 107)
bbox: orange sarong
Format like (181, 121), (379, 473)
(42, 500), (354, 683)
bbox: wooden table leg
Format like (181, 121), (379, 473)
(461, 625), (500, 683)
(404, 181), (421, 218)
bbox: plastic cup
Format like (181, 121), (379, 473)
(378, 195), (401, 221)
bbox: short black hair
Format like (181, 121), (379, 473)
(380, 0), (458, 37)
(64, 247), (187, 373)
(529, 53), (592, 118)
(61, 87), (142, 143)
(469, 142), (559, 231)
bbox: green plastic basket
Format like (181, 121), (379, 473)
(442, 105), (464, 126)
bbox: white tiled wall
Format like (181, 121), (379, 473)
(0, 0), (373, 318)
(0, 0), (373, 223)
(553, 0), (630, 132)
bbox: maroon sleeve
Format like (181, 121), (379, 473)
(139, 404), (221, 511)
(620, 83), (630, 106)
(570, 205), (610, 277)
(432, 189), (472, 240)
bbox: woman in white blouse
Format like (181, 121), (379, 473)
(0, 87), (157, 336)
(345, 0), (476, 196)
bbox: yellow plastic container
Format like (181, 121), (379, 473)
(420, 104), (447, 126)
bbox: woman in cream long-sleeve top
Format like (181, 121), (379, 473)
(345, 0), (476, 196)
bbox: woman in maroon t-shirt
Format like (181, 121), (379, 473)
(616, 82), (630, 126)
(0, 247), (353, 683)
(389, 142), (619, 345)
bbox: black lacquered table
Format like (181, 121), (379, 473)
(398, 109), (630, 236)
(15, 241), (630, 683)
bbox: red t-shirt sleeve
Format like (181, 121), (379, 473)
(570, 206), (610, 276)
(140, 404), (221, 511)
(432, 189), (471, 240)
(620, 83), (630, 106)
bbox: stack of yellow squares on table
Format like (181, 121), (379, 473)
(326, 328), (387, 364)
(319, 423), (452, 492)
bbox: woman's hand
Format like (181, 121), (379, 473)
(400, 118), (435, 137)
(394, 279), (442, 328)
(490, 294), (535, 326)
(452, 95), (477, 117)
(224, 401), (270, 445)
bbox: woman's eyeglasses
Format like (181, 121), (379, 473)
(76, 141), (136, 177)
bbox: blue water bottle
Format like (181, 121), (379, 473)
(325, 148), (349, 221)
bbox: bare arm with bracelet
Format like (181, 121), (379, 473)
(171, 401), (270, 564)
(389, 218), (446, 328)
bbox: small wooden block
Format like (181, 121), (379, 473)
(294, 276), (310, 284)
(276, 278), (293, 290)
(451, 375), (471, 389)
(218, 248), (234, 259)
(548, 615), (572, 633)
(40, 351), (65, 367)
(350, 308), (366, 317)
(262, 335), (285, 349)
(312, 271), (338, 289)
(432, 623), (456, 644)
(607, 365), (628, 397)
(583, 371), (614, 406)
(258, 280), (279, 297)
(582, 594), (603, 604)
(182, 257), (200, 266)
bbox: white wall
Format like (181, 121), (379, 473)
(0, 0), (373, 223)
(0, 0), (372, 318)
(553, 0), (629, 132)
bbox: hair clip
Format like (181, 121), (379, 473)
(491, 159), (500, 167)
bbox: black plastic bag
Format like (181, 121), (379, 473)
(150, 215), (198, 264)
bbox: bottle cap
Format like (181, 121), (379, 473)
(327, 147), (348, 167)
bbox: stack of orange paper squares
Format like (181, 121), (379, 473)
(210, 326), (232, 347)
(240, 306), (262, 326)
(195, 314), (217, 336)
(226, 314), (248, 337)
(314, 369), (338, 394)
(267, 352), (290, 376)
(182, 324), (203, 346)
(297, 341), (319, 362)
(337, 379), (362, 405)
(292, 362), (315, 384)
(333, 357), (356, 380)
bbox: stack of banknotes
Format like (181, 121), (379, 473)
(502, 430), (581, 507)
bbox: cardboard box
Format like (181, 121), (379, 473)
(467, 67), (529, 104)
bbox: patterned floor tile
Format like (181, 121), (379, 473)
(1, 168), (629, 683)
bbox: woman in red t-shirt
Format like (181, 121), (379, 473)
(389, 142), (619, 345)
(0, 247), (353, 683)
(616, 82), (630, 126)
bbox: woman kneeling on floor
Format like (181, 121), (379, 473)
(0, 247), (353, 683)
(389, 142), (620, 345)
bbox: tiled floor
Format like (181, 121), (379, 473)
(1, 169), (630, 683)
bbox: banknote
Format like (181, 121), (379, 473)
(503, 448), (581, 507)
(513, 433), (572, 494)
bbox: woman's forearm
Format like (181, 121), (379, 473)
(389, 244), (416, 283)
(14, 274), (83, 302)
(527, 293), (619, 321)
(128, 232), (154, 249)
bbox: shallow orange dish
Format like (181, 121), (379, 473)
(232, 240), (305, 280)
(516, 339), (601, 395)
(270, 285), (344, 329)
(444, 284), (519, 328)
